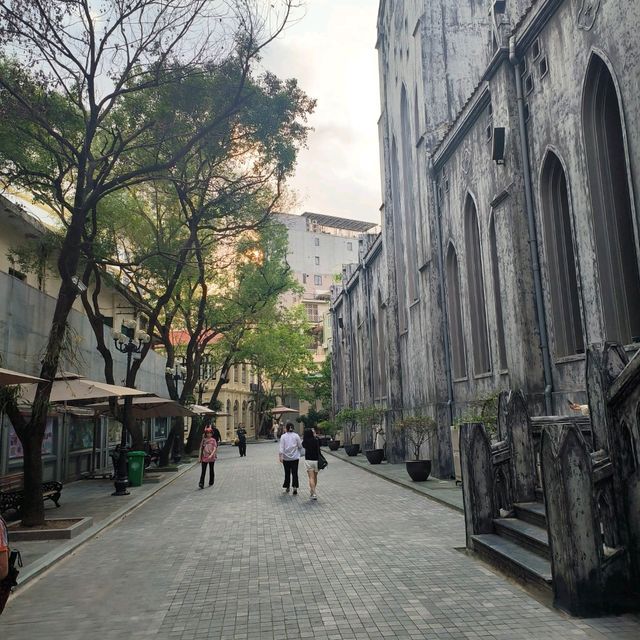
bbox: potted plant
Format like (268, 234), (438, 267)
(336, 407), (360, 456)
(395, 414), (437, 481)
(359, 406), (386, 464)
(317, 419), (341, 450)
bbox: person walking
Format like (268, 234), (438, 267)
(237, 423), (247, 457)
(198, 426), (218, 489)
(278, 422), (302, 494)
(302, 427), (321, 500)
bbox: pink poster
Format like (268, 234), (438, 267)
(8, 417), (55, 459)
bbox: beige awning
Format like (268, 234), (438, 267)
(20, 378), (151, 404)
(188, 404), (217, 416)
(89, 397), (195, 419)
(0, 367), (46, 386)
(270, 405), (297, 415)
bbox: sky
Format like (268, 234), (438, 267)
(261, 0), (382, 225)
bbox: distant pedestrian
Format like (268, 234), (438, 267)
(198, 426), (218, 489)
(302, 427), (321, 500)
(0, 515), (10, 614)
(237, 423), (247, 457)
(278, 422), (302, 495)
(204, 421), (221, 444)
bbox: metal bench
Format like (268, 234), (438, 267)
(0, 473), (63, 517)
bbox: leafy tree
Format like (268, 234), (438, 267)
(237, 306), (314, 435)
(0, 0), (303, 526)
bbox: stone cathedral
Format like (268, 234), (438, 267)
(331, 1), (640, 612)
(331, 0), (640, 477)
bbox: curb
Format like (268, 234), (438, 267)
(12, 461), (198, 593)
(326, 450), (463, 513)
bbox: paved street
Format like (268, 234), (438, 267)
(2, 444), (639, 639)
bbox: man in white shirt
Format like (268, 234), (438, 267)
(278, 422), (302, 495)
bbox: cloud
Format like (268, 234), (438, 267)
(261, 0), (381, 224)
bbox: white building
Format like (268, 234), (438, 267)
(275, 212), (379, 361)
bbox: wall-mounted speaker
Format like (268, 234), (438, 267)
(492, 127), (506, 165)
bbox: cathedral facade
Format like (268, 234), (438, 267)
(331, 0), (640, 476)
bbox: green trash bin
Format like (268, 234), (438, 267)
(127, 450), (146, 487)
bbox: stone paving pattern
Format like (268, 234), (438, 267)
(2, 443), (639, 639)
(326, 449), (464, 512)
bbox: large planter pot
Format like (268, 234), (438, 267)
(405, 460), (432, 482)
(365, 449), (384, 465)
(344, 444), (360, 457)
(328, 440), (340, 451)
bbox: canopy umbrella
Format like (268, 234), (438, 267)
(270, 405), (297, 415)
(89, 397), (196, 419)
(188, 404), (217, 416)
(0, 367), (45, 386)
(19, 378), (151, 404)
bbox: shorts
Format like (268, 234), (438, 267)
(304, 459), (318, 472)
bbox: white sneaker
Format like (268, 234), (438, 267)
(311, 493), (317, 500)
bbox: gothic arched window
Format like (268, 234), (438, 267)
(447, 244), (467, 378)
(583, 55), (640, 344)
(464, 197), (491, 374)
(489, 214), (507, 369)
(540, 152), (584, 356)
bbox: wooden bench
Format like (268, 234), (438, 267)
(0, 473), (63, 517)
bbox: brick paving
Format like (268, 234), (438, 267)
(1, 443), (639, 639)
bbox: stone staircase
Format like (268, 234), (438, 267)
(465, 411), (593, 599)
(461, 345), (640, 615)
(472, 499), (552, 593)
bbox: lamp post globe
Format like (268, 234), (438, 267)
(111, 321), (150, 496)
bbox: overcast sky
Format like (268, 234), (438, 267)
(261, 0), (382, 225)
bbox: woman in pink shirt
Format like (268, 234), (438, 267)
(198, 426), (218, 489)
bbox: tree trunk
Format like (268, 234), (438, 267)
(159, 417), (184, 466)
(21, 433), (45, 527)
(185, 417), (204, 454)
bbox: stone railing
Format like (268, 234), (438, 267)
(460, 342), (640, 615)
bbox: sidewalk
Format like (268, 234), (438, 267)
(6, 460), (197, 588)
(326, 447), (464, 512)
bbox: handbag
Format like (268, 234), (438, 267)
(317, 449), (328, 471)
(234, 438), (239, 446)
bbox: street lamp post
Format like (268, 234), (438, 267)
(111, 319), (150, 496)
(166, 362), (186, 462)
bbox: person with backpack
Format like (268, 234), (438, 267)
(198, 426), (218, 489)
(302, 427), (321, 500)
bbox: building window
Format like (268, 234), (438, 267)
(400, 85), (419, 301)
(314, 237), (320, 246)
(314, 256), (320, 266)
(446, 244), (467, 378)
(464, 196), (491, 374)
(304, 302), (320, 323)
(8, 267), (26, 281)
(241, 364), (246, 384)
(233, 365), (238, 383)
(314, 275), (322, 285)
(302, 273), (307, 284)
(540, 152), (584, 356)
(583, 55), (640, 344)
(489, 215), (508, 369)
(391, 137), (408, 331)
(347, 242), (353, 251)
